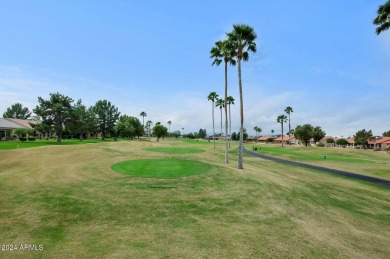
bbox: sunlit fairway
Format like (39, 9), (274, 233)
(143, 147), (205, 154)
(112, 159), (211, 178)
(0, 138), (118, 151)
(0, 139), (389, 258)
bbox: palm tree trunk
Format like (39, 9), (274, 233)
(220, 108), (222, 136)
(229, 103), (232, 148)
(281, 123), (284, 147)
(212, 101), (215, 149)
(237, 58), (244, 169)
(288, 114), (291, 146)
(224, 61), (229, 164)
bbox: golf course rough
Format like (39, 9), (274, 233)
(111, 159), (212, 178)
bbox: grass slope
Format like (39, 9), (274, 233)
(0, 140), (389, 258)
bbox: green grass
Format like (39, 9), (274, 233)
(111, 159), (211, 178)
(143, 147), (205, 153)
(247, 143), (390, 180)
(251, 145), (373, 163)
(0, 138), (118, 151)
(0, 140), (389, 258)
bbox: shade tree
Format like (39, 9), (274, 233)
(33, 92), (73, 142)
(354, 129), (373, 150)
(3, 103), (32, 119)
(152, 123), (168, 142)
(67, 99), (98, 141)
(92, 100), (120, 139)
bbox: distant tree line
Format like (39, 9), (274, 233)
(1, 92), (173, 143)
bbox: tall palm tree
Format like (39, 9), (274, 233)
(254, 126), (262, 141)
(207, 92), (219, 148)
(226, 96), (235, 148)
(227, 24), (257, 169)
(146, 120), (152, 139)
(271, 129), (274, 137)
(254, 126), (259, 138)
(373, 1), (390, 35)
(140, 111), (147, 136)
(215, 98), (224, 136)
(277, 115), (288, 147)
(211, 40), (236, 163)
(284, 106), (293, 146)
(167, 120), (172, 138)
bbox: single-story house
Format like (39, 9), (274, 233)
(257, 136), (275, 143)
(375, 137), (390, 151)
(319, 136), (339, 147)
(274, 136), (300, 145)
(0, 118), (24, 140)
(0, 118), (43, 140)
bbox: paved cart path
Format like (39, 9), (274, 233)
(244, 148), (390, 187)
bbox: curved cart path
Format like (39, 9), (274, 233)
(244, 148), (390, 187)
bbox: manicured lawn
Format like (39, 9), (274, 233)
(251, 145), (373, 163)
(143, 147), (205, 153)
(0, 138), (118, 151)
(0, 140), (389, 258)
(112, 159), (211, 178)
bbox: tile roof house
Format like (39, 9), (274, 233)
(257, 136), (275, 142)
(375, 137), (390, 151)
(273, 136), (301, 145)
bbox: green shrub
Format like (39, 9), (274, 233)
(316, 143), (325, 147)
(19, 137), (27, 142)
(28, 137), (36, 141)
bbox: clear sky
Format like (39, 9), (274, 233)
(1, 0), (389, 137)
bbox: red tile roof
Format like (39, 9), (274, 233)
(375, 137), (390, 144)
(257, 136), (274, 141)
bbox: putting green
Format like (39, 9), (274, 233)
(111, 159), (211, 178)
(143, 147), (205, 154)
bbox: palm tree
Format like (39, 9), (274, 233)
(207, 92), (219, 148)
(254, 126), (262, 141)
(284, 106), (293, 146)
(167, 121), (172, 138)
(254, 126), (259, 138)
(215, 98), (224, 136)
(211, 39), (236, 163)
(271, 129), (274, 137)
(277, 115), (288, 147)
(373, 1), (390, 35)
(140, 111), (147, 136)
(226, 96), (235, 148)
(227, 24), (257, 169)
(146, 120), (153, 139)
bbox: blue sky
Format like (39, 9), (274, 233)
(1, 0), (389, 137)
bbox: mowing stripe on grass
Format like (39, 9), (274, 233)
(244, 148), (390, 187)
(143, 147), (205, 154)
(111, 159), (211, 178)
